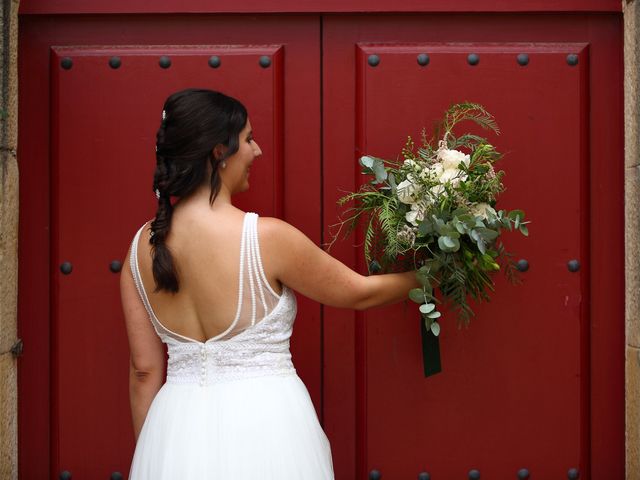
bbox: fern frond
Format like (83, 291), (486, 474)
(444, 102), (501, 136)
(363, 211), (377, 264)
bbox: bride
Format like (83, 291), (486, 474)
(120, 88), (419, 479)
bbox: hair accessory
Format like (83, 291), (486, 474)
(162, 110), (167, 121)
(155, 188), (161, 199)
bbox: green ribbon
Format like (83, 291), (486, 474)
(420, 316), (442, 377)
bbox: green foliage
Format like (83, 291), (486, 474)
(330, 102), (530, 331)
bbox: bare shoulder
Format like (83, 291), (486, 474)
(257, 216), (313, 254)
(258, 216), (303, 240)
(255, 216), (318, 279)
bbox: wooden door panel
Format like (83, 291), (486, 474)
(323, 15), (623, 480)
(51, 45), (287, 477)
(359, 42), (587, 478)
(17, 15), (320, 478)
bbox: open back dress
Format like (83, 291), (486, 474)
(127, 212), (334, 479)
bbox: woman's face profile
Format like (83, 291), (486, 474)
(219, 118), (262, 194)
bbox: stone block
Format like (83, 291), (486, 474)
(0, 352), (17, 479)
(627, 165), (640, 349)
(627, 346), (640, 479)
(0, 151), (18, 355)
(4, 0), (19, 151)
(625, 0), (640, 168)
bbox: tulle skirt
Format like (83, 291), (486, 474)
(128, 373), (334, 479)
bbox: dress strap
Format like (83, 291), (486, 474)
(244, 213), (281, 326)
(209, 212), (249, 339)
(129, 224), (178, 340)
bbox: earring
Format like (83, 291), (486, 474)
(221, 161), (227, 169)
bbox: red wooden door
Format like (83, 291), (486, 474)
(19, 16), (321, 479)
(322, 14), (623, 480)
(18, 7), (624, 480)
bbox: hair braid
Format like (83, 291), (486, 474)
(150, 120), (179, 293)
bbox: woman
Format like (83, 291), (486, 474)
(120, 88), (419, 479)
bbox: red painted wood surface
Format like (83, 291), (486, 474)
(363, 42), (587, 478)
(50, 45), (286, 477)
(18, 16), (321, 479)
(18, 10), (624, 480)
(18, 0), (621, 14)
(322, 14), (623, 480)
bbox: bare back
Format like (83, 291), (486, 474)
(133, 204), (283, 343)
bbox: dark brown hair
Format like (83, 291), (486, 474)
(150, 88), (248, 293)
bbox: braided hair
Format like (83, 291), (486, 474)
(150, 88), (248, 293)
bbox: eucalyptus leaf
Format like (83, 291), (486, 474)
(419, 303), (436, 314)
(427, 311), (441, 319)
(456, 213), (474, 224)
(454, 220), (467, 235)
(359, 156), (374, 169)
(409, 288), (426, 304)
(424, 258), (443, 273)
(435, 220), (449, 236)
(416, 269), (430, 287)
(508, 209), (525, 221)
(475, 227), (499, 241)
(388, 172), (397, 193)
(418, 265), (431, 275)
(519, 224), (529, 236)
(442, 236), (456, 248)
(418, 219), (434, 236)
(433, 216), (446, 229)
(372, 159), (388, 183)
(477, 238), (486, 254)
(438, 235), (460, 252)
(452, 208), (468, 217)
(424, 317), (433, 331)
(430, 322), (441, 336)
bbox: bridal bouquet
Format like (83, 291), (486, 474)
(333, 103), (529, 375)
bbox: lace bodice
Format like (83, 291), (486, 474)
(129, 212), (297, 386)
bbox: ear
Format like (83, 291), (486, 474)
(212, 144), (228, 161)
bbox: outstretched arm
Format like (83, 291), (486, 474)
(120, 248), (165, 442)
(261, 218), (420, 310)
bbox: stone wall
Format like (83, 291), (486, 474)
(624, 0), (640, 478)
(0, 0), (19, 477)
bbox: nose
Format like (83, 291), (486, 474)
(253, 141), (263, 157)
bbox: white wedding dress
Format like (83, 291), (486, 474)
(127, 212), (334, 479)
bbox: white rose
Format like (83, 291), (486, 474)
(471, 202), (496, 220)
(405, 209), (421, 226)
(430, 184), (445, 197)
(429, 163), (444, 179)
(437, 148), (470, 171)
(405, 201), (429, 226)
(439, 168), (468, 186)
(396, 174), (420, 204)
